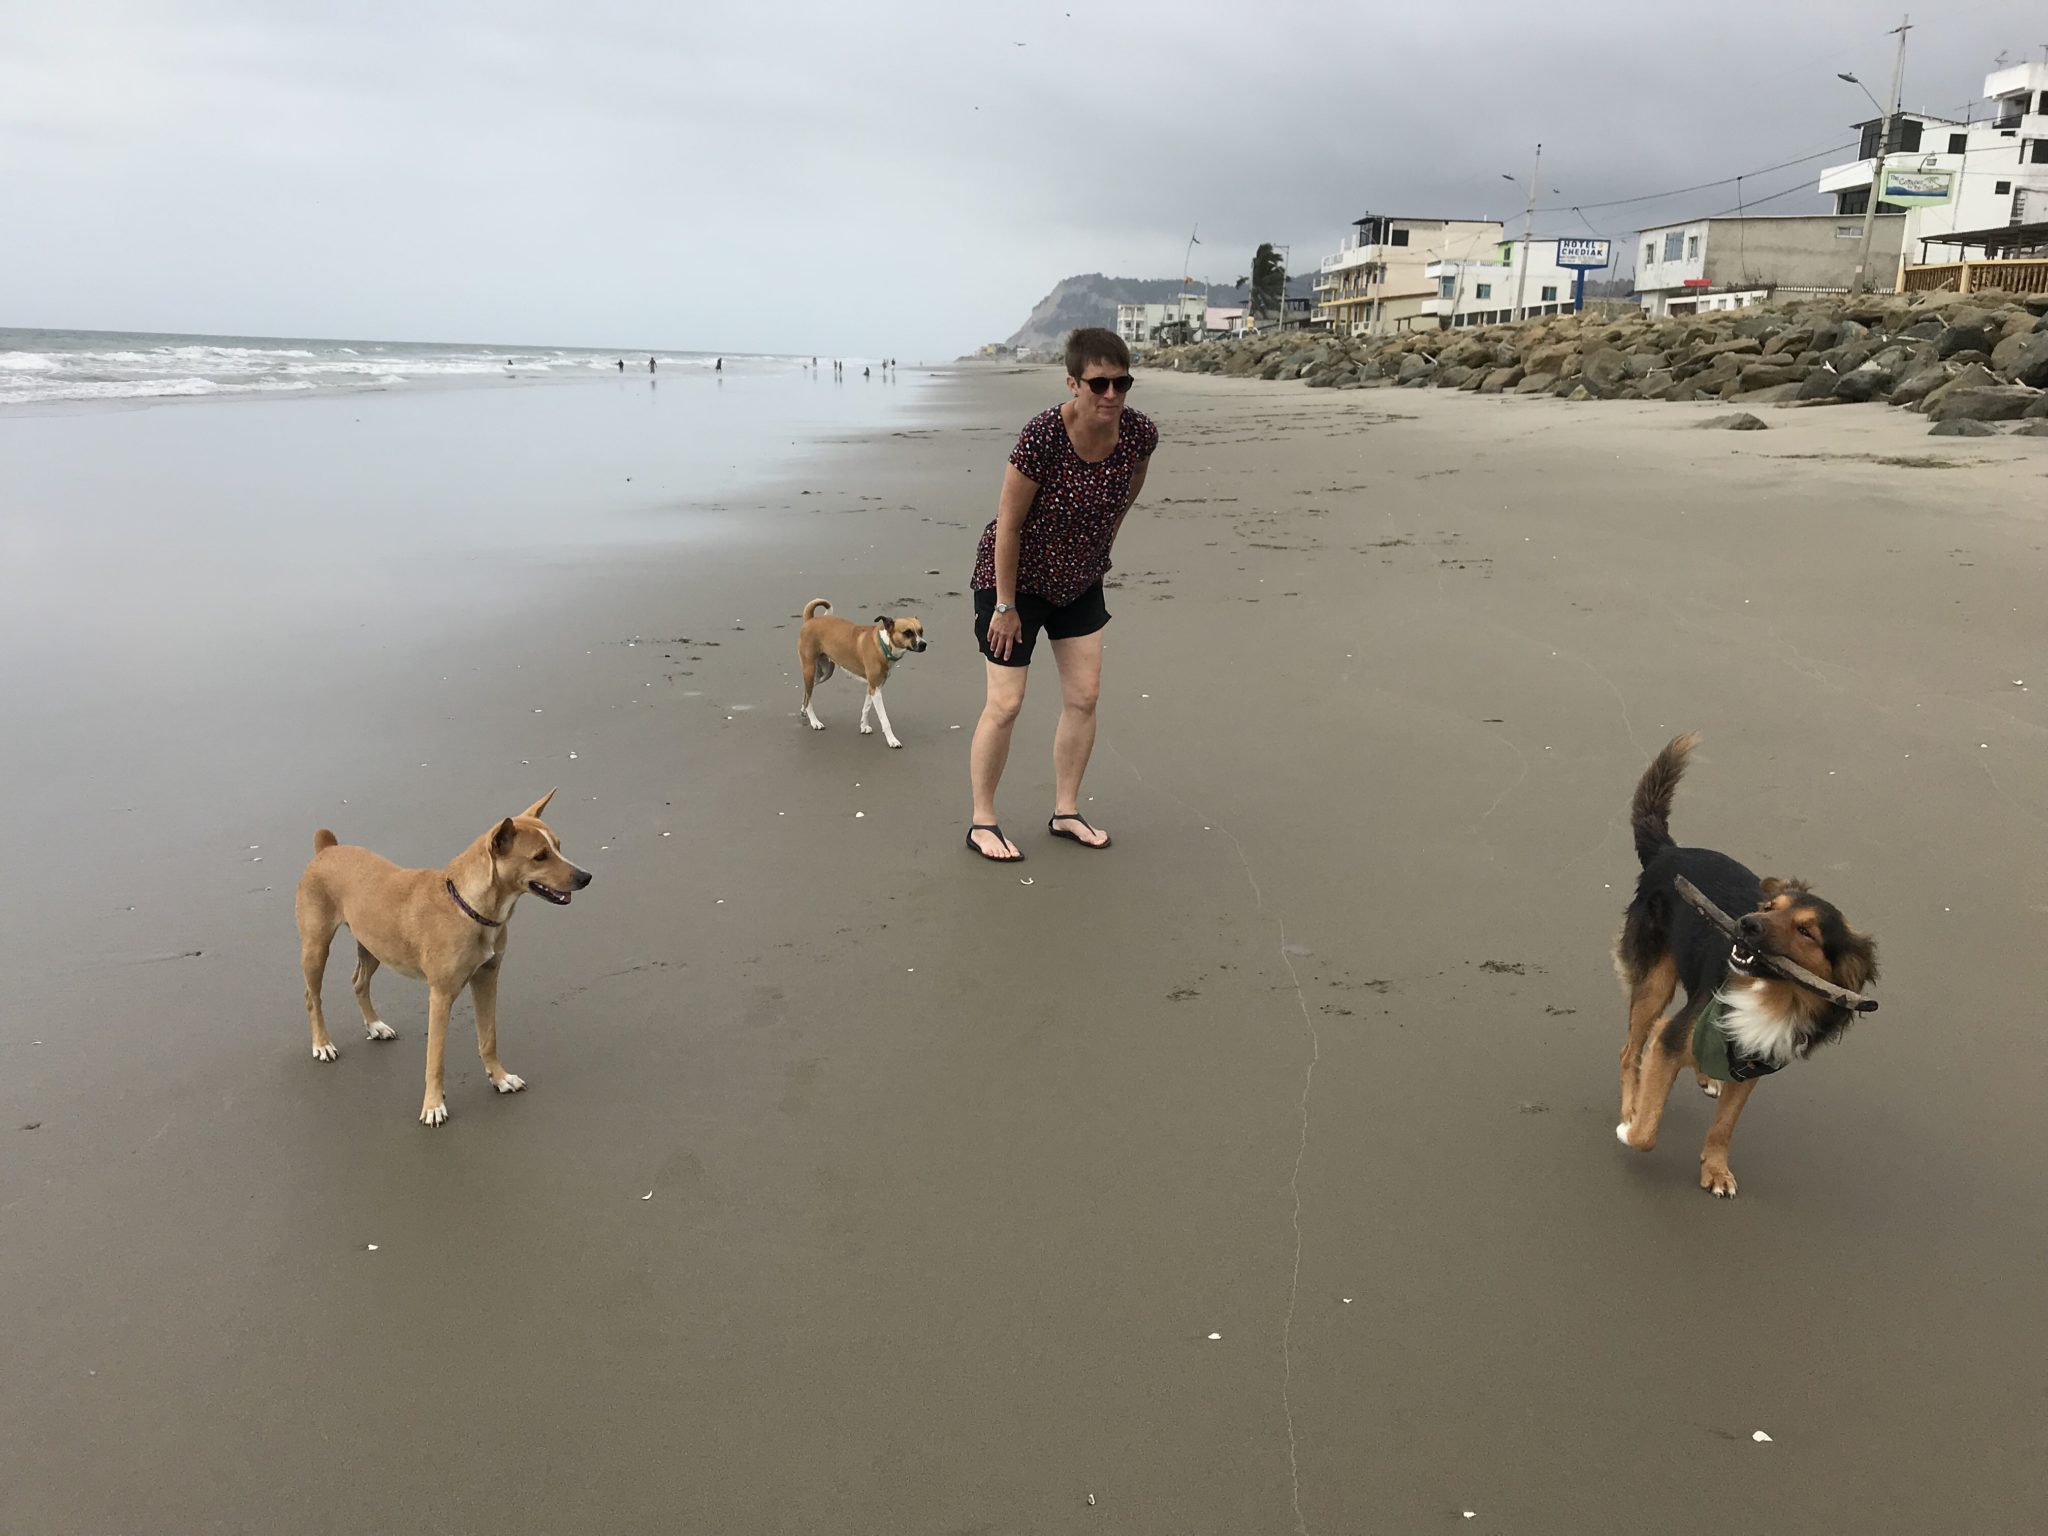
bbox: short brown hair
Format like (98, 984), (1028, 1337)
(1065, 327), (1130, 379)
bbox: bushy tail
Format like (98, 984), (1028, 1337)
(313, 829), (339, 853)
(1630, 732), (1698, 866)
(803, 598), (832, 619)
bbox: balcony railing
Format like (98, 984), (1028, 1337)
(1900, 257), (2048, 294)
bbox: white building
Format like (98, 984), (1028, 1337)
(1115, 292), (1206, 348)
(1817, 62), (2048, 284)
(1313, 215), (1506, 336)
(1633, 213), (1905, 317)
(1421, 238), (1586, 327)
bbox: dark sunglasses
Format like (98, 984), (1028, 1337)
(1079, 374), (1135, 395)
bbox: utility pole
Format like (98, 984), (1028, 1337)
(1510, 143), (1542, 322)
(1853, 14), (1912, 294)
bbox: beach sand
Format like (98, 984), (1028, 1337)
(3, 369), (2044, 1533)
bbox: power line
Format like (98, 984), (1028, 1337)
(1535, 140), (1859, 215)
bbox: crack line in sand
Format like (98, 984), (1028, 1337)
(1108, 744), (1317, 1536)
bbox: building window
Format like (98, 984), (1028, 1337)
(1996, 180), (2011, 194)
(1898, 118), (1922, 152)
(1438, 276), (1455, 298)
(2032, 141), (2048, 164)
(1663, 231), (1685, 262)
(1475, 283), (1491, 299)
(1391, 228), (1410, 247)
(1837, 225), (1862, 239)
(1837, 187), (1869, 215)
(1686, 234), (1700, 259)
(1541, 285), (1557, 301)
(1948, 132), (1969, 154)
(1643, 240), (1656, 266)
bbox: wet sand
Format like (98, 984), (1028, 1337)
(3, 369), (2045, 1533)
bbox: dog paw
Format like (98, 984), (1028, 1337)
(886, 737), (903, 749)
(806, 718), (825, 731)
(859, 721), (874, 734)
(420, 1101), (448, 1127)
(312, 1042), (339, 1062)
(1702, 1165), (1739, 1198)
(493, 1073), (526, 1094)
(1614, 1121), (1632, 1146)
(1699, 1079), (1721, 1098)
(365, 1021), (397, 1041)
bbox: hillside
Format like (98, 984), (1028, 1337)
(1002, 272), (1317, 354)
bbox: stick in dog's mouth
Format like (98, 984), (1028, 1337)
(529, 882), (573, 905)
(1727, 940), (1762, 976)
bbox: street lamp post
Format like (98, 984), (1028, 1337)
(1510, 144), (1541, 322)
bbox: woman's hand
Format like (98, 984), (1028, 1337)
(986, 606), (1023, 662)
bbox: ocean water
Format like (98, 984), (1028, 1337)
(0, 327), (826, 406)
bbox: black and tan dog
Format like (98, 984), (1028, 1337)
(1614, 734), (1878, 1196)
(797, 598), (926, 748)
(294, 791), (591, 1126)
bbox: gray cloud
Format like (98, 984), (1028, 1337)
(0, 0), (2032, 354)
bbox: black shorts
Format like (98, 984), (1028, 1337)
(972, 583), (1111, 667)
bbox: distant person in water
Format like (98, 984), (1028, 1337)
(863, 365), (871, 379)
(715, 358), (722, 371)
(649, 357), (657, 373)
(616, 359), (624, 371)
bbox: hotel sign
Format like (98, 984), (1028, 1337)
(1555, 237), (1612, 269)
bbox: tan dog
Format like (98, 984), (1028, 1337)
(797, 598), (927, 748)
(293, 791), (592, 1127)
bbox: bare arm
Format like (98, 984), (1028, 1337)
(993, 464), (1037, 606)
(1110, 458), (1150, 544)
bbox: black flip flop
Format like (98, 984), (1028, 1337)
(1048, 812), (1111, 849)
(966, 823), (1024, 862)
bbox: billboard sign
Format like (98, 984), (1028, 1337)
(1879, 168), (1954, 208)
(1554, 237), (1612, 269)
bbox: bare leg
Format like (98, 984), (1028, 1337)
(1699, 1079), (1758, 1197)
(470, 957), (524, 1094)
(420, 986), (455, 1126)
(1048, 632), (1107, 844)
(968, 661), (1028, 858)
(352, 944), (395, 1041)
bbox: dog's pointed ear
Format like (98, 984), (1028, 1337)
(491, 817), (517, 856)
(1759, 877), (1787, 898)
(520, 789), (556, 820)
(872, 615), (891, 628)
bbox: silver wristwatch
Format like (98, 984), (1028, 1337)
(994, 602), (1013, 615)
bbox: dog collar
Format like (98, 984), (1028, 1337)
(877, 627), (902, 662)
(446, 878), (501, 928)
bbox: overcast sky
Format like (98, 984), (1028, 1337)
(1, 0), (2036, 355)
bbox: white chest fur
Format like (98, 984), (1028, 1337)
(1716, 980), (1802, 1066)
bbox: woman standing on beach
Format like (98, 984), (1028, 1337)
(966, 327), (1155, 862)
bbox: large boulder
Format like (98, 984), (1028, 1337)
(1476, 366), (1524, 394)
(1927, 386), (2041, 424)
(1697, 412), (1769, 430)
(1737, 361), (1803, 392)
(2012, 420), (2048, 436)
(1582, 347), (1630, 391)
(1929, 418), (1998, 437)
(2002, 333), (2048, 390)
(1832, 362), (1894, 403)
(2025, 392), (2048, 418)
(1514, 371), (1558, 394)
(1889, 364), (1952, 407)
(1797, 367), (1841, 400)
(1936, 315), (1997, 359)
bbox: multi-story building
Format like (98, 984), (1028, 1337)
(1115, 292), (1207, 349)
(1313, 215), (1505, 336)
(1633, 213), (1906, 316)
(1818, 61), (2048, 291)
(1421, 238), (1586, 327)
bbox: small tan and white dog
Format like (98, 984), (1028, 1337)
(293, 791), (592, 1127)
(796, 598), (927, 748)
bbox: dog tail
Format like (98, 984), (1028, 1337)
(1630, 732), (1698, 867)
(313, 828), (339, 853)
(803, 598), (832, 620)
